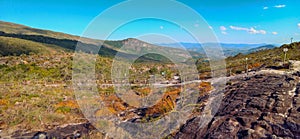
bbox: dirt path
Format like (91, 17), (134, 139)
(291, 60), (300, 71)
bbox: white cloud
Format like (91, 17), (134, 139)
(249, 27), (259, 34)
(160, 26), (164, 29)
(260, 30), (267, 34)
(298, 23), (300, 28)
(209, 26), (213, 29)
(274, 5), (286, 8)
(249, 28), (266, 34)
(220, 26), (227, 31)
(263, 6), (269, 10)
(230, 26), (248, 31)
(230, 25), (267, 35)
(221, 31), (227, 35)
(272, 32), (278, 35)
(220, 26), (227, 34)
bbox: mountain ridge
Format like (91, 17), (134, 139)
(0, 21), (200, 62)
(157, 42), (278, 56)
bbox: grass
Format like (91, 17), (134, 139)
(0, 81), (84, 131)
(1, 41), (299, 135)
(0, 36), (54, 56)
(225, 42), (300, 74)
(0, 51), (179, 134)
(0, 21), (81, 41)
(1, 20), (300, 138)
(199, 82), (213, 93)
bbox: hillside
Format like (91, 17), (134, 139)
(0, 21), (199, 63)
(247, 44), (276, 53)
(0, 36), (63, 56)
(0, 21), (138, 53)
(226, 42), (300, 75)
(194, 42), (299, 78)
(0, 21), (98, 44)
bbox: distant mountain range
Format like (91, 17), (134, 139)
(157, 42), (278, 56)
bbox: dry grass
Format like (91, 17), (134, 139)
(199, 82), (213, 93)
(0, 82), (85, 133)
(133, 87), (152, 97)
(145, 88), (181, 115)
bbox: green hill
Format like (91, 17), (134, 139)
(195, 42), (300, 78)
(0, 36), (64, 56)
(0, 21), (81, 41)
(226, 42), (300, 74)
(0, 21), (195, 63)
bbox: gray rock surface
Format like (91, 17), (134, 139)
(173, 74), (300, 139)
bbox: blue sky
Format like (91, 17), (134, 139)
(1, 0), (300, 44)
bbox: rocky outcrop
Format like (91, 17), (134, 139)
(174, 73), (300, 139)
(9, 123), (96, 139)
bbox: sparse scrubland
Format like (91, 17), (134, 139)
(0, 21), (300, 138)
